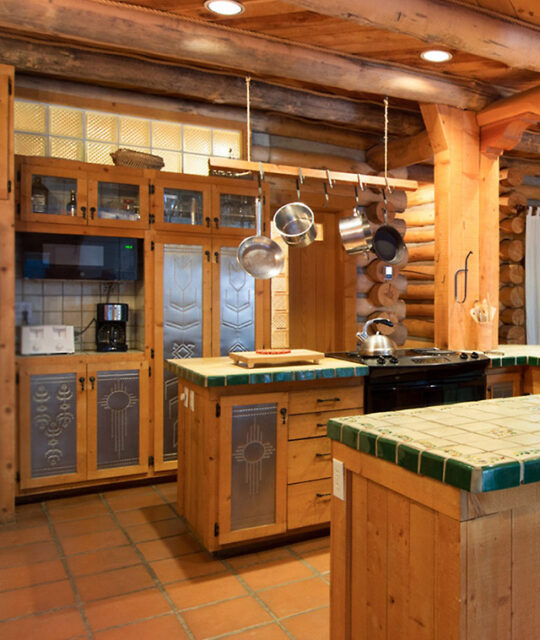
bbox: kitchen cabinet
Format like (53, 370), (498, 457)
(486, 367), (522, 398)
(17, 355), (149, 491)
(17, 156), (149, 230)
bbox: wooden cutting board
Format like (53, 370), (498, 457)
(229, 349), (325, 368)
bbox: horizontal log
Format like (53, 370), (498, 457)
(389, 323), (408, 346)
(366, 260), (400, 283)
(499, 286), (525, 308)
(500, 216), (525, 235)
(357, 272), (377, 294)
(403, 226), (434, 243)
(499, 192), (528, 214)
(367, 312), (399, 335)
(402, 282), (435, 300)
(500, 238), (524, 262)
(501, 157), (540, 177)
(370, 219), (406, 238)
(368, 282), (400, 307)
(400, 264), (435, 280)
(500, 263), (525, 285)
(401, 205), (435, 227)
(365, 201), (396, 224)
(367, 131), (433, 171)
(499, 167), (524, 189)
(407, 244), (435, 262)
(403, 318), (434, 339)
(356, 297), (406, 320)
(252, 147), (373, 175)
(407, 164), (435, 184)
(499, 324), (526, 344)
(405, 303), (435, 317)
(499, 307), (525, 326)
(406, 185), (435, 208)
(517, 184), (540, 202)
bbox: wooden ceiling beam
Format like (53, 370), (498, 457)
(366, 131), (432, 171)
(0, 0), (498, 110)
(290, 0), (540, 74)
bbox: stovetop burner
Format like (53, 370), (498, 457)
(326, 348), (489, 369)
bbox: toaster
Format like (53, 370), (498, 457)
(20, 325), (75, 355)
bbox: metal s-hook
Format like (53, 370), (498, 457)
(357, 174), (365, 191)
(298, 167), (304, 185)
(323, 182), (329, 205)
(454, 251), (473, 304)
(326, 169), (333, 189)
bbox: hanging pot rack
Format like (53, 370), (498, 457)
(207, 157), (418, 192)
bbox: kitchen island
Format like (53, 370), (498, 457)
(166, 355), (367, 552)
(328, 395), (540, 640)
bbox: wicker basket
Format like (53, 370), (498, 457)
(110, 148), (165, 170)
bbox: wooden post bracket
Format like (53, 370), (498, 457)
(208, 157), (418, 192)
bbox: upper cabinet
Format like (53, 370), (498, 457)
(17, 156), (150, 230)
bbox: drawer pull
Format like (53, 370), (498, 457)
(316, 423), (327, 428)
(316, 492), (331, 499)
(317, 397), (340, 403)
(315, 452), (331, 458)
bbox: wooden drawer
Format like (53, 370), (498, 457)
(287, 478), (332, 530)
(288, 384), (363, 415)
(288, 436), (331, 484)
(288, 407), (363, 440)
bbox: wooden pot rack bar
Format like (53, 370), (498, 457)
(208, 158), (419, 192)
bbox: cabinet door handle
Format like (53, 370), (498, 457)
(316, 423), (327, 428)
(80, 206), (87, 219)
(90, 207), (96, 220)
(213, 217), (219, 229)
(78, 377), (85, 391)
(315, 452), (331, 458)
(205, 216), (211, 227)
(316, 492), (331, 499)
(280, 407), (287, 424)
(205, 250), (211, 262)
(214, 251), (219, 263)
(317, 397), (340, 403)
(89, 376), (95, 390)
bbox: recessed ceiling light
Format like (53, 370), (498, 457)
(420, 49), (453, 63)
(204, 0), (245, 16)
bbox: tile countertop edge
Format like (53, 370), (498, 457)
(327, 395), (540, 493)
(165, 357), (369, 387)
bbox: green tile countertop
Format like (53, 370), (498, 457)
(166, 356), (368, 388)
(484, 344), (540, 368)
(328, 395), (540, 493)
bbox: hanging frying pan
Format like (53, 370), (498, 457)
(371, 190), (407, 264)
(237, 198), (284, 279)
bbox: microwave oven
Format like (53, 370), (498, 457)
(20, 233), (140, 281)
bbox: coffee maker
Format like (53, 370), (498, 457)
(96, 303), (128, 352)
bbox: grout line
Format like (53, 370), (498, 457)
(98, 492), (197, 640)
(41, 501), (95, 640)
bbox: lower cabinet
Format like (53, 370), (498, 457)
(486, 367), (522, 399)
(17, 357), (149, 491)
(179, 380), (364, 552)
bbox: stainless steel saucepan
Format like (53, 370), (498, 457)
(237, 198), (284, 279)
(339, 205), (373, 254)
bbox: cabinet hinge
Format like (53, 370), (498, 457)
(148, 456), (154, 466)
(16, 202), (20, 216)
(15, 471), (20, 483)
(149, 184), (155, 195)
(148, 366), (152, 377)
(8, 77), (12, 95)
(149, 213), (155, 224)
(216, 403), (221, 418)
(16, 170), (20, 183)
(151, 241), (155, 251)
(15, 372), (19, 385)
(7, 180), (11, 194)
(151, 348), (155, 359)
(214, 522), (219, 537)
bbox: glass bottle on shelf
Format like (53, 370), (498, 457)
(31, 176), (49, 213)
(66, 190), (77, 216)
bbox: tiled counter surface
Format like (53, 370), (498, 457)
(484, 344), (540, 367)
(328, 394), (540, 492)
(166, 356), (368, 387)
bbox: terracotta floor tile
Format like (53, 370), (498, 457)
(0, 524), (52, 548)
(0, 540), (59, 569)
(126, 517), (187, 543)
(12, 503), (48, 528)
(103, 486), (160, 500)
(54, 514), (118, 539)
(226, 546), (294, 570)
(114, 504), (176, 527)
(295, 548), (330, 574)
(257, 577), (330, 618)
(238, 557), (316, 591)
(76, 564), (154, 602)
(0, 579), (75, 620)
(166, 573), (247, 610)
(154, 483), (178, 502)
(61, 528), (129, 555)
(84, 587), (173, 632)
(226, 624), (291, 640)
(136, 533), (200, 562)
(94, 613), (189, 640)
(47, 501), (109, 522)
(0, 606), (87, 640)
(104, 491), (166, 512)
(67, 544), (141, 577)
(0, 558), (67, 591)
(281, 606), (330, 640)
(181, 595), (272, 639)
(150, 552), (227, 584)
(46, 493), (104, 511)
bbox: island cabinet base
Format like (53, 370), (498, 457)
(330, 441), (540, 640)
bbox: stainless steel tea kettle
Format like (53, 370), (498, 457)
(356, 317), (397, 356)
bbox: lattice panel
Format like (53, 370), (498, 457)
(213, 129), (241, 158)
(184, 125), (211, 154)
(50, 137), (84, 161)
(15, 101), (47, 133)
(14, 133), (46, 157)
(160, 150), (183, 173)
(184, 154), (209, 176)
(152, 121), (182, 150)
(85, 141), (116, 165)
(86, 112), (118, 143)
(50, 106), (84, 138)
(120, 116), (151, 147)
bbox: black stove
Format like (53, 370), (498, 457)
(326, 348), (490, 413)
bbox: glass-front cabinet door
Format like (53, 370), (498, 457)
(152, 174), (212, 233)
(18, 362), (87, 490)
(86, 167), (149, 229)
(19, 158), (88, 225)
(212, 184), (258, 236)
(153, 238), (212, 470)
(218, 393), (288, 545)
(86, 360), (149, 479)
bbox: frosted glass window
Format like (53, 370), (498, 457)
(184, 126), (211, 154)
(184, 154), (209, 176)
(50, 137), (84, 161)
(120, 116), (151, 147)
(213, 129), (241, 158)
(86, 112), (117, 143)
(15, 101), (47, 133)
(160, 150), (183, 173)
(152, 121), (182, 150)
(15, 133), (46, 156)
(85, 141), (116, 165)
(50, 106), (83, 137)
